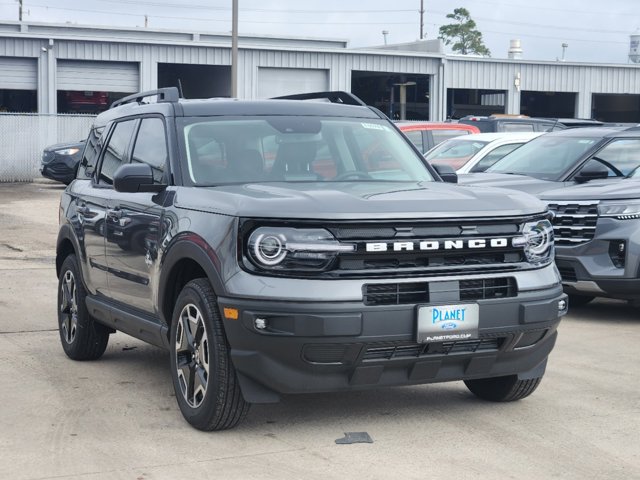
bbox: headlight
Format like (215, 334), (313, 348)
(513, 219), (554, 265)
(598, 200), (640, 220)
(247, 227), (355, 272)
(55, 147), (80, 156)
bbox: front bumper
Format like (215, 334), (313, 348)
(554, 217), (640, 300)
(218, 280), (566, 403)
(40, 154), (78, 184)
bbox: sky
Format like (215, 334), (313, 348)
(0, 0), (638, 64)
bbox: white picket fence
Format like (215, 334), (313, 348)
(0, 113), (95, 182)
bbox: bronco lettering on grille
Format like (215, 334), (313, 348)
(365, 238), (510, 252)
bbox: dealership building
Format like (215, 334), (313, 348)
(1, 20), (640, 121)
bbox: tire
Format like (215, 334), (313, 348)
(169, 279), (250, 431)
(464, 375), (542, 402)
(58, 254), (110, 360)
(568, 294), (595, 307)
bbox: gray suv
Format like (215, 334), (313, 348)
(56, 88), (566, 430)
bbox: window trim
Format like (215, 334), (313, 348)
(129, 114), (171, 185)
(94, 117), (140, 188)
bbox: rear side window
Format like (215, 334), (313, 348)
(78, 126), (105, 178)
(501, 123), (534, 132)
(470, 143), (523, 172)
(99, 120), (137, 185)
(404, 131), (424, 153)
(131, 118), (168, 183)
(431, 129), (471, 146)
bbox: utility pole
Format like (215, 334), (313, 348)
(231, 0), (238, 98)
(419, 0), (424, 39)
(18, 0), (23, 22)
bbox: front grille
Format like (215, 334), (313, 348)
(363, 338), (502, 361)
(363, 282), (429, 306)
(556, 264), (578, 282)
(459, 277), (517, 301)
(547, 201), (599, 246)
(363, 277), (516, 306)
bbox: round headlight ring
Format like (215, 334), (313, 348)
(253, 233), (287, 266)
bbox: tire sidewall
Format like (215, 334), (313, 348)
(169, 282), (223, 427)
(58, 254), (88, 356)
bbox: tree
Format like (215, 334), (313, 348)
(438, 8), (491, 57)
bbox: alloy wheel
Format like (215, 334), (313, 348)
(175, 303), (210, 408)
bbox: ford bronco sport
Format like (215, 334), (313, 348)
(56, 88), (567, 431)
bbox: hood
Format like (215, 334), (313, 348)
(174, 181), (546, 220)
(458, 172), (561, 195)
(541, 177), (635, 201)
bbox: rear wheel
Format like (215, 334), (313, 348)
(169, 279), (249, 431)
(464, 375), (542, 402)
(568, 294), (595, 307)
(57, 254), (110, 360)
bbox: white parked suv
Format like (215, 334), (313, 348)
(424, 132), (543, 174)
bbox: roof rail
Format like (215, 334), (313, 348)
(272, 91), (367, 107)
(111, 87), (180, 109)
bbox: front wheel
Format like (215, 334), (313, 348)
(464, 375), (542, 402)
(57, 254), (110, 360)
(169, 279), (249, 431)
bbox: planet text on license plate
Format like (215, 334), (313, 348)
(417, 303), (479, 343)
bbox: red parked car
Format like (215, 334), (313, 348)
(396, 121), (480, 154)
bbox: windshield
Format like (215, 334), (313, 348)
(487, 135), (600, 180)
(424, 138), (488, 170)
(178, 116), (434, 185)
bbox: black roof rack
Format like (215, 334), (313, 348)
(111, 87), (180, 109)
(272, 91), (367, 107)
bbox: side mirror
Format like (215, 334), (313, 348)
(432, 163), (458, 183)
(113, 163), (165, 193)
(574, 161), (609, 184)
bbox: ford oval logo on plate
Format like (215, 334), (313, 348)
(441, 322), (458, 330)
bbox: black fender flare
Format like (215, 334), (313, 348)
(56, 223), (84, 278)
(158, 233), (227, 325)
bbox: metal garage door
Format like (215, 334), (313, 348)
(57, 60), (139, 92)
(258, 68), (328, 98)
(0, 57), (37, 90)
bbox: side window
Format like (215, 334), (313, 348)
(131, 118), (168, 183)
(404, 131), (424, 153)
(78, 126), (105, 178)
(432, 129), (470, 146)
(590, 139), (640, 176)
(501, 123), (534, 132)
(470, 143), (523, 172)
(99, 120), (137, 185)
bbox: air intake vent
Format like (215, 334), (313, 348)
(459, 277), (516, 301)
(363, 338), (502, 361)
(363, 282), (428, 306)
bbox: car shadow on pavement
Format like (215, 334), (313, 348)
(568, 298), (637, 324)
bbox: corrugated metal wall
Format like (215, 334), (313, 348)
(0, 113), (94, 182)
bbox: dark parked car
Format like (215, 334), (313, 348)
(40, 140), (86, 184)
(458, 115), (566, 133)
(460, 126), (640, 305)
(56, 88), (566, 431)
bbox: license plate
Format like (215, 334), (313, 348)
(417, 303), (479, 343)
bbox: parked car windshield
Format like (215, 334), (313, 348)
(487, 135), (600, 180)
(178, 116), (434, 185)
(424, 138), (489, 170)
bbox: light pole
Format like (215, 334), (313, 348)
(231, 0), (238, 98)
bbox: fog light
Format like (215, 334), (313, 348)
(558, 299), (567, 311)
(255, 317), (267, 330)
(608, 240), (626, 268)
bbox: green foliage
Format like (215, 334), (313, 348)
(438, 7), (491, 57)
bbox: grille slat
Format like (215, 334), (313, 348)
(548, 201), (599, 246)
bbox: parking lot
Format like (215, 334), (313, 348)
(0, 181), (638, 480)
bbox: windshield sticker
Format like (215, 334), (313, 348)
(361, 123), (386, 131)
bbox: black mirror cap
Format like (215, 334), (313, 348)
(432, 163), (458, 184)
(113, 163), (165, 193)
(574, 162), (609, 184)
